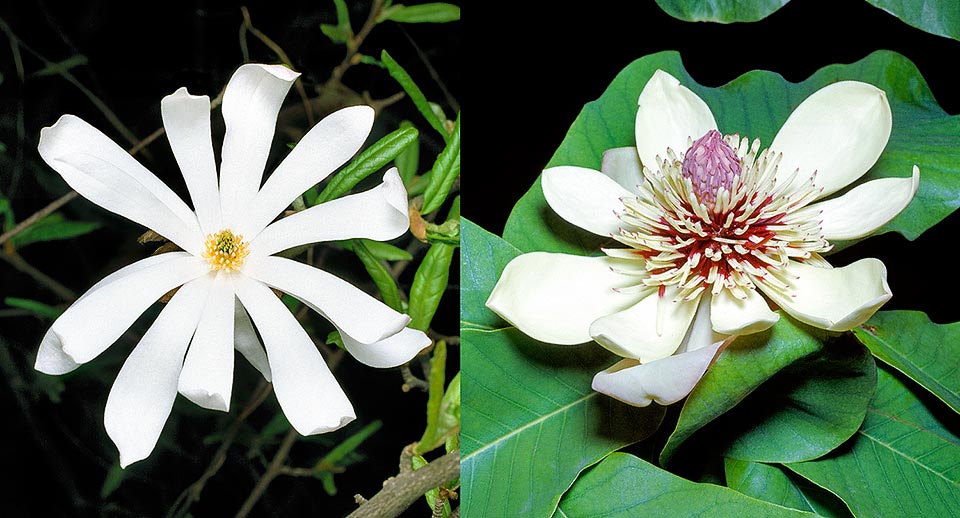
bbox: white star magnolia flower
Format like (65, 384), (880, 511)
(35, 63), (430, 467)
(487, 70), (920, 408)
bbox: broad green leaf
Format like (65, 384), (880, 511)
(503, 51), (960, 255)
(459, 218), (521, 331)
(408, 242), (454, 331)
(4, 297), (62, 320)
(417, 340), (448, 454)
(462, 328), (665, 518)
(313, 126), (419, 205)
(866, 0), (960, 41)
(654, 0), (788, 22)
(421, 112), (461, 215)
(11, 212), (101, 248)
(378, 3), (461, 23)
(786, 365), (960, 517)
(351, 239), (404, 312)
(395, 120), (420, 184)
(382, 50), (450, 141)
(854, 310), (960, 413)
(724, 458), (852, 517)
(556, 453), (817, 517)
(661, 319), (875, 465)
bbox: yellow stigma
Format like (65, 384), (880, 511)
(202, 229), (250, 271)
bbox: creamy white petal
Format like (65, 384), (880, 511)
(219, 63), (300, 230)
(161, 87), (221, 235)
(770, 81), (892, 199)
(38, 115), (203, 254)
(249, 168), (408, 257)
(589, 288), (701, 363)
(241, 106), (375, 238)
(541, 166), (633, 237)
(234, 276), (355, 435)
(797, 165), (920, 241)
(178, 272), (236, 411)
(243, 254), (409, 344)
(234, 298), (271, 381)
(710, 288), (779, 336)
(601, 147), (645, 191)
(104, 275), (213, 468)
(341, 327), (431, 368)
(592, 339), (725, 407)
(35, 253), (209, 375)
(676, 292), (724, 354)
(757, 258), (891, 332)
(635, 69), (717, 171)
(485, 252), (643, 345)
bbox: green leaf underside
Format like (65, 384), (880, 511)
(462, 328), (666, 518)
(785, 365), (960, 517)
(460, 221), (665, 517)
(661, 318), (876, 465)
(556, 453), (817, 517)
(865, 0), (960, 41)
(854, 310), (960, 414)
(503, 50), (960, 256)
(654, 0), (789, 23)
(724, 458), (853, 517)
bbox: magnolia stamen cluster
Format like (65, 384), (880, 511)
(610, 130), (831, 302)
(202, 229), (250, 271)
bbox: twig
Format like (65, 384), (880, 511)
(240, 6), (315, 126)
(0, 251), (77, 301)
(234, 427), (299, 518)
(347, 449), (460, 518)
(401, 28), (459, 113)
(400, 363), (429, 393)
(329, 0), (385, 85)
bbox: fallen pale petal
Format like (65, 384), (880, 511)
(486, 252), (642, 345)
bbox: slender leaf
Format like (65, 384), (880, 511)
(338, 238), (413, 261)
(318, 420), (382, 467)
(99, 463), (126, 499)
(4, 297), (62, 320)
(408, 243), (454, 331)
(382, 50), (450, 141)
(378, 3), (461, 23)
(556, 453), (817, 517)
(421, 112), (461, 215)
(351, 239), (404, 312)
(854, 310), (960, 413)
(313, 126), (419, 205)
(724, 458), (852, 517)
(786, 365), (960, 517)
(320, 0), (353, 44)
(33, 55), (88, 78)
(654, 0), (789, 23)
(417, 340), (448, 454)
(395, 120), (420, 184)
(503, 51), (960, 255)
(11, 212), (100, 248)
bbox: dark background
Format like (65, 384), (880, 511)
(469, 0), (960, 324)
(0, 1), (459, 516)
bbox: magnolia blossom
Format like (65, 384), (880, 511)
(35, 63), (430, 467)
(487, 70), (918, 407)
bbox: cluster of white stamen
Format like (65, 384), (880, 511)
(609, 131), (830, 302)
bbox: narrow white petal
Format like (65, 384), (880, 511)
(589, 288), (700, 363)
(234, 298), (271, 381)
(35, 253), (209, 375)
(485, 252), (643, 345)
(341, 327), (430, 368)
(104, 275), (213, 468)
(770, 81), (892, 199)
(798, 165), (920, 241)
(38, 115), (203, 254)
(710, 288), (779, 336)
(601, 147), (645, 192)
(241, 106), (375, 237)
(243, 254), (409, 344)
(592, 339), (725, 407)
(249, 168), (408, 257)
(541, 166), (633, 237)
(161, 87), (222, 235)
(757, 258), (891, 332)
(635, 69), (717, 171)
(234, 276), (355, 435)
(219, 64), (300, 230)
(178, 273), (236, 411)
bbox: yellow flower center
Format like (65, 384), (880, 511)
(202, 229), (250, 271)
